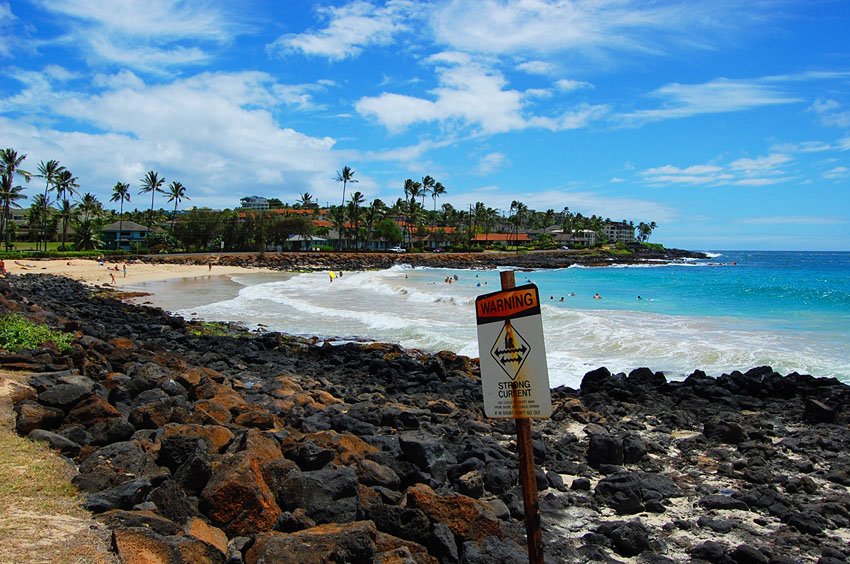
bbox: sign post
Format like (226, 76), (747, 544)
(476, 271), (551, 564)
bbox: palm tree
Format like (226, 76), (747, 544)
(55, 169), (79, 250)
(78, 193), (102, 222)
(297, 192), (315, 209)
(165, 181), (189, 231)
(403, 178), (422, 248)
(348, 191), (365, 250)
(363, 198), (385, 251)
(0, 184), (27, 249)
(431, 181), (446, 212)
(0, 149), (32, 249)
(139, 170), (165, 227)
(420, 175), (435, 208)
(110, 182), (131, 250)
(73, 219), (103, 250)
(36, 159), (63, 251)
(57, 199), (76, 250)
(335, 166), (358, 209)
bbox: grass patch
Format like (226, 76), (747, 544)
(188, 320), (243, 338)
(0, 314), (75, 354)
(0, 371), (115, 563)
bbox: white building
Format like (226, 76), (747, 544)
(240, 196), (269, 211)
(603, 221), (635, 243)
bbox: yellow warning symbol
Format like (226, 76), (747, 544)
(490, 320), (530, 381)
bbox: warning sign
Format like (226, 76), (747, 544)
(476, 284), (552, 419)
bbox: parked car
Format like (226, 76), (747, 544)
(432, 248), (443, 253)
(388, 246), (406, 253)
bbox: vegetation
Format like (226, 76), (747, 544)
(0, 314), (74, 353)
(0, 146), (662, 255)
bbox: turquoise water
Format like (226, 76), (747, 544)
(524, 251), (850, 334)
(168, 251), (850, 388)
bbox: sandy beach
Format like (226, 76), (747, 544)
(3, 258), (273, 288)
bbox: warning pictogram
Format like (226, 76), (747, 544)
(490, 320), (530, 381)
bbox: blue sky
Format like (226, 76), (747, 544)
(1, 0), (849, 251)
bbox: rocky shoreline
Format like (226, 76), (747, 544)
(3, 273), (849, 563)
(142, 246), (709, 272)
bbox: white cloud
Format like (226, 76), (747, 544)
(729, 153), (790, 176)
(609, 177), (625, 184)
(620, 78), (799, 124)
(0, 70), (348, 208)
(824, 166), (849, 180)
(357, 57), (605, 134)
(769, 140), (833, 154)
(473, 152), (508, 175)
(30, 0), (242, 73)
(0, 2), (16, 57)
(356, 59), (526, 134)
(640, 164), (730, 185)
(810, 98), (850, 128)
(556, 79), (593, 92)
(267, 1), (412, 61)
(517, 61), (557, 75)
(433, 0), (759, 61)
(640, 152), (796, 187)
(529, 103), (608, 131)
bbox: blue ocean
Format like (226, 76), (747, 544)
(157, 251), (850, 389)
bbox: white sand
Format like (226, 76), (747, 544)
(3, 258), (273, 288)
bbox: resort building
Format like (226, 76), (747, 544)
(555, 229), (598, 248)
(603, 221), (636, 243)
(471, 233), (532, 245)
(101, 220), (158, 250)
(239, 196), (270, 211)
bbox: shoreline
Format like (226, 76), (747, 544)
(2, 273), (849, 562)
(3, 258), (276, 288)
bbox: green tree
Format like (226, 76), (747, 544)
(78, 193), (102, 222)
(403, 179), (422, 248)
(348, 190), (365, 250)
(637, 221), (657, 242)
(55, 169), (79, 250)
(72, 219), (103, 250)
(373, 217), (402, 246)
(139, 170), (165, 227)
(173, 208), (225, 251)
(0, 149), (32, 249)
(57, 199), (77, 250)
(165, 181), (189, 232)
(35, 159), (63, 251)
(110, 182), (131, 250)
(431, 181), (446, 212)
(336, 165), (358, 209)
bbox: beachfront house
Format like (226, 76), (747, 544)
(239, 196), (270, 211)
(471, 232), (532, 247)
(100, 221), (155, 250)
(603, 221), (636, 243)
(555, 229), (598, 248)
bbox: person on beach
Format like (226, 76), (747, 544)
(110, 272), (116, 285)
(123, 263), (127, 278)
(0, 259), (5, 275)
(208, 261), (212, 272)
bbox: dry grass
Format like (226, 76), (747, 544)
(0, 370), (116, 564)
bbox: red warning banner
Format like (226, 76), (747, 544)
(476, 284), (540, 324)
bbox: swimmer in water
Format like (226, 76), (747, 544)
(593, 293), (601, 300)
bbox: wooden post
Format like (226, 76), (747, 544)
(499, 270), (544, 564)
